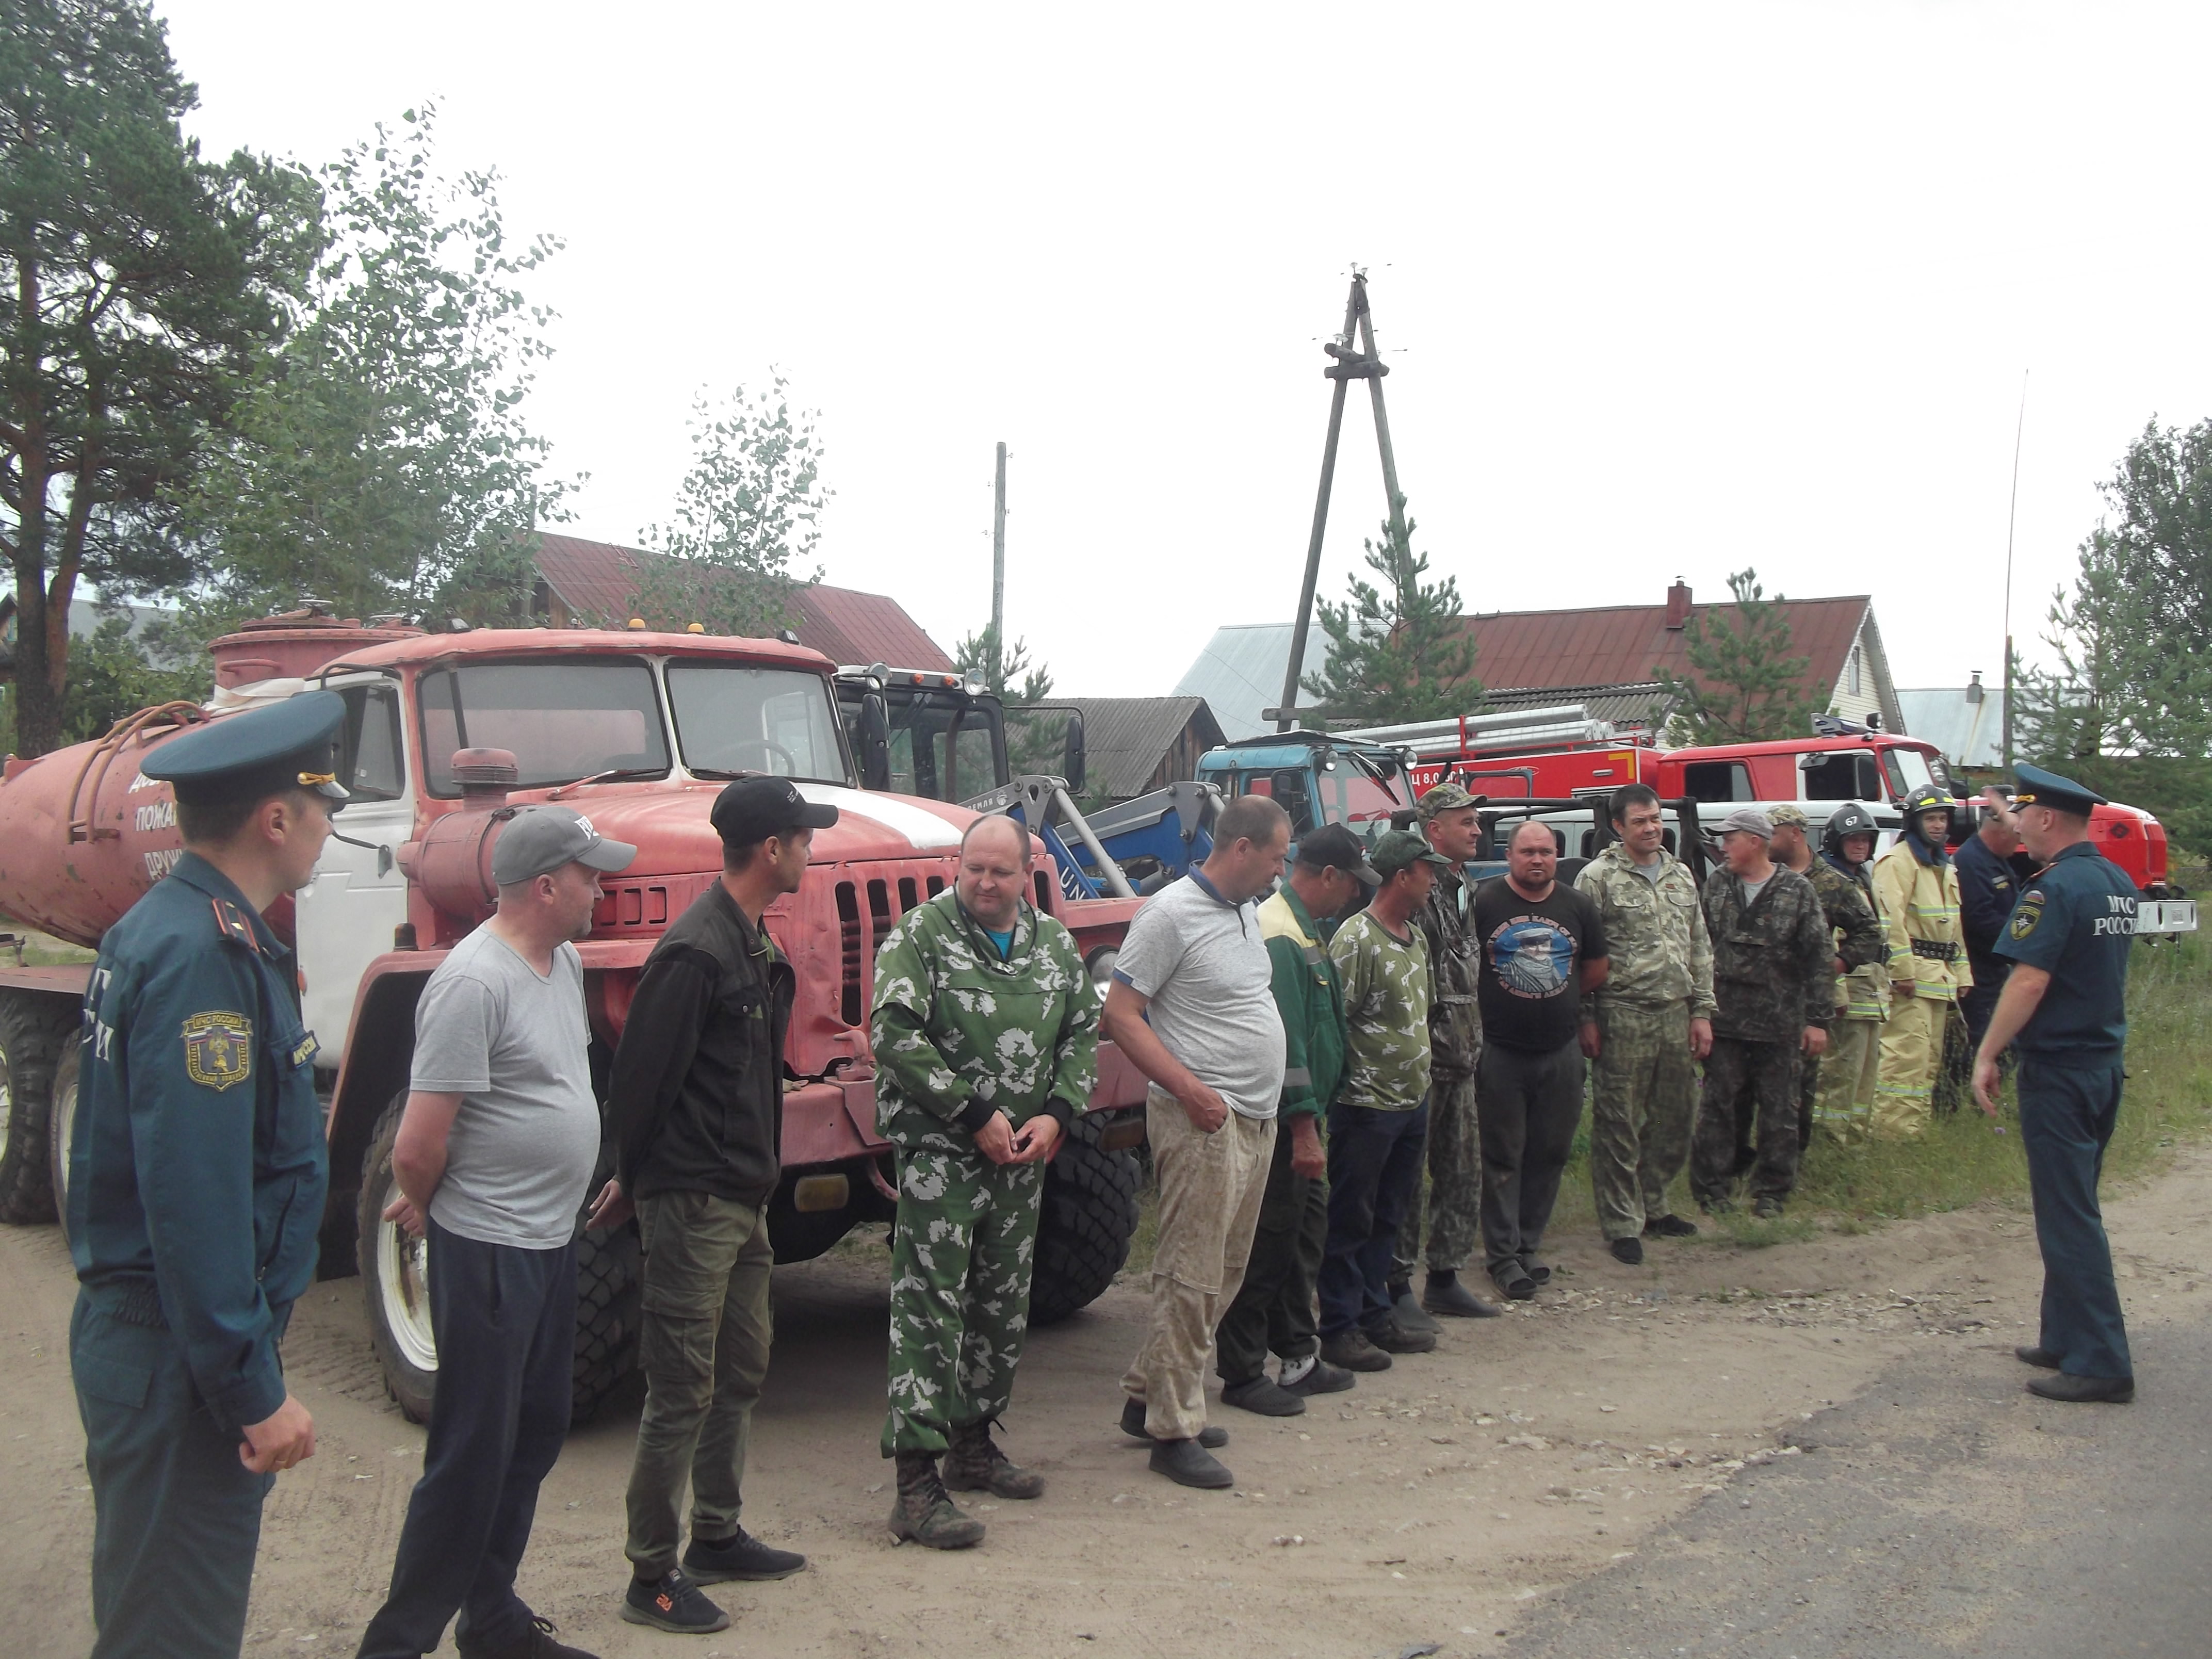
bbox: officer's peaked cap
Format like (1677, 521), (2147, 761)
(143, 690), (349, 806)
(2011, 763), (2106, 819)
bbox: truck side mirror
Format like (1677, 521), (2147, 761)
(1063, 712), (1086, 795)
(858, 693), (891, 792)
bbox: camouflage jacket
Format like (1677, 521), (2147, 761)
(1702, 865), (1835, 1043)
(1573, 843), (1717, 1019)
(1413, 864), (1484, 1079)
(1807, 853), (1892, 1019)
(869, 890), (1099, 1155)
(1329, 909), (1433, 1112)
(1872, 839), (1971, 1002)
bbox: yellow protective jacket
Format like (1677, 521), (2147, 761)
(1871, 838), (1971, 1002)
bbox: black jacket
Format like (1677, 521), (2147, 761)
(610, 882), (791, 1207)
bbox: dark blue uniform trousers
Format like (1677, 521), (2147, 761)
(73, 1298), (277, 1658)
(1319, 1098), (1428, 1338)
(357, 1218), (577, 1658)
(2018, 1057), (2133, 1381)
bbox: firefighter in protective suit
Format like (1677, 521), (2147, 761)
(1811, 803), (1889, 1142)
(1871, 785), (1969, 1138)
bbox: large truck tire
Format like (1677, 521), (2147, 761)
(0, 991), (78, 1224)
(1028, 1111), (1141, 1326)
(356, 1097), (642, 1427)
(47, 1041), (80, 1247)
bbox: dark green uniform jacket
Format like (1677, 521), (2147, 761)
(870, 891), (1099, 1154)
(1257, 885), (1347, 1119)
(1702, 865), (1836, 1045)
(70, 853), (328, 1435)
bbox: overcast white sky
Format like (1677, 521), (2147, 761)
(155, 2), (2212, 703)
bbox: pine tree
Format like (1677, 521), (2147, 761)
(1300, 515), (1478, 726)
(1651, 569), (1823, 743)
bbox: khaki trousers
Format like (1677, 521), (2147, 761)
(1814, 1017), (1883, 1143)
(1121, 1090), (1275, 1442)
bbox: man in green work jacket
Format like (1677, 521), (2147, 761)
(870, 814), (1099, 1548)
(1213, 824), (1378, 1413)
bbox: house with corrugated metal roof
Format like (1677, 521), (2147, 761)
(1896, 673), (2009, 769)
(530, 532), (953, 671)
(1176, 581), (1902, 742)
(1022, 696), (1226, 802)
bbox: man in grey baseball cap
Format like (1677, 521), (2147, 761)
(491, 804), (639, 886)
(358, 807), (634, 1659)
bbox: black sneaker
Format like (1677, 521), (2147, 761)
(457, 1615), (599, 1659)
(1608, 1236), (1645, 1265)
(1642, 1213), (1699, 1239)
(1363, 1315), (1437, 1355)
(1280, 1357), (1356, 1395)
(682, 1525), (807, 1583)
(1119, 1395), (1227, 1448)
(621, 1569), (729, 1634)
(1423, 1271), (1504, 1318)
(1387, 1283), (1443, 1335)
(1221, 1375), (1307, 1417)
(1319, 1328), (1393, 1372)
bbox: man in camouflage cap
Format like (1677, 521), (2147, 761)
(1392, 780), (1501, 1323)
(1767, 804), (1885, 1153)
(869, 815), (1100, 1548)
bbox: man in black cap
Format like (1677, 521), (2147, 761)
(68, 691), (346, 1658)
(357, 805), (636, 1659)
(589, 777), (836, 1633)
(1211, 822), (1372, 1413)
(1972, 764), (2140, 1405)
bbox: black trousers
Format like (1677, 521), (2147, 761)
(357, 1217), (577, 1658)
(1477, 1038), (1585, 1274)
(1215, 1116), (1327, 1384)
(1319, 1099), (1428, 1338)
(2019, 1058), (2132, 1380)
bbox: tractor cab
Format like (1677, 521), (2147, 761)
(1193, 731), (1417, 840)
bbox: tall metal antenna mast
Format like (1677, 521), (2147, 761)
(2002, 372), (2028, 768)
(1275, 270), (1411, 732)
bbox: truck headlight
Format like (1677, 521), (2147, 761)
(1085, 946), (1118, 995)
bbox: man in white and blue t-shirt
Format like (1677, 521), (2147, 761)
(356, 806), (634, 1659)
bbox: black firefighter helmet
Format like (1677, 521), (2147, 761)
(1821, 802), (1880, 858)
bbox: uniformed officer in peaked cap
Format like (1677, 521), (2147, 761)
(69, 691), (345, 1656)
(1971, 762), (2139, 1405)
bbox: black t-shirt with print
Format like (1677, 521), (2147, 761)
(1472, 877), (1609, 1054)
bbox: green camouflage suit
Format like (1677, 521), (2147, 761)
(1395, 861), (1485, 1281)
(871, 890), (1098, 1456)
(1797, 855), (1888, 1148)
(1575, 843), (1717, 1240)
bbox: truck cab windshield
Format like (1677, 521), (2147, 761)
(419, 660), (671, 794)
(668, 664), (851, 783)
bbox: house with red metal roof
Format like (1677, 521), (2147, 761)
(530, 532), (954, 671)
(1176, 580), (1901, 742)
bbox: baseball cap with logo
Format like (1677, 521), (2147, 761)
(1716, 807), (1775, 839)
(710, 776), (840, 847)
(492, 805), (638, 885)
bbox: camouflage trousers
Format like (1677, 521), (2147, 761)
(1393, 1069), (1484, 1281)
(882, 1148), (1046, 1456)
(1690, 1036), (1802, 1209)
(1588, 999), (1700, 1240)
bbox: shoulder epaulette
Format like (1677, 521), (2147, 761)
(211, 899), (259, 953)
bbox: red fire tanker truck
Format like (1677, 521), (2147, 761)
(0, 611), (1147, 1421)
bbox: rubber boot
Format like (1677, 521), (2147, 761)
(941, 1421), (1046, 1499)
(888, 1451), (986, 1549)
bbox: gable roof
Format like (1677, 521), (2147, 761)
(531, 532), (952, 671)
(1444, 594), (1873, 698)
(1896, 683), (2009, 768)
(1031, 696), (1226, 799)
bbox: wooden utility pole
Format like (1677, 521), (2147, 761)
(991, 441), (1009, 644)
(1277, 271), (1409, 731)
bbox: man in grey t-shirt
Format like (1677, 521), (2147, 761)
(1101, 795), (1290, 1491)
(356, 807), (633, 1659)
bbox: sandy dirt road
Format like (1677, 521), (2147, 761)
(3, 1149), (2200, 1659)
